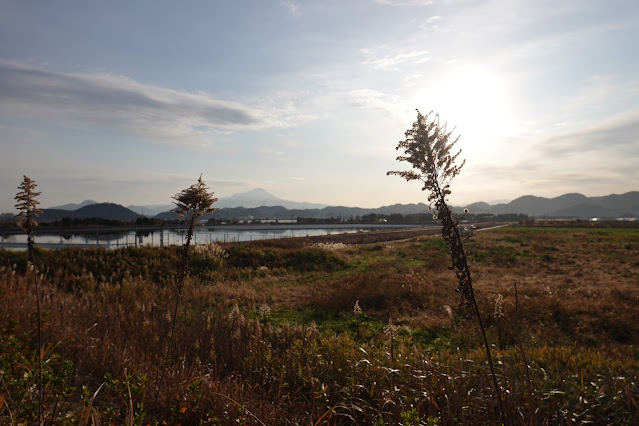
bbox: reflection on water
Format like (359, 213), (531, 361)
(0, 224), (424, 249)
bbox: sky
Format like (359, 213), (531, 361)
(1, 0), (638, 212)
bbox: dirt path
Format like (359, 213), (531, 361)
(304, 222), (512, 246)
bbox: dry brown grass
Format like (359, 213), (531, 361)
(220, 225), (639, 346)
(1, 224), (639, 424)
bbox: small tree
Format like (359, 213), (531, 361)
(171, 175), (218, 295)
(154, 175), (217, 414)
(388, 110), (505, 423)
(15, 176), (42, 259)
(15, 175), (44, 425)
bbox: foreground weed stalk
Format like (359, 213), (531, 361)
(154, 175), (217, 415)
(388, 110), (506, 424)
(14, 175), (43, 424)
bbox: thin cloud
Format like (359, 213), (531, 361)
(539, 111), (639, 155)
(402, 73), (425, 86)
(361, 48), (430, 70)
(280, 1), (300, 16)
(0, 60), (280, 146)
(421, 15), (442, 30)
(348, 88), (407, 121)
(257, 148), (286, 157)
(373, 0), (433, 6)
(563, 75), (639, 116)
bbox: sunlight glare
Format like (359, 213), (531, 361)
(414, 66), (517, 159)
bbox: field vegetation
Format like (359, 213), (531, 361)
(1, 224), (638, 424)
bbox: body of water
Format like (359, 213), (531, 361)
(0, 224), (431, 249)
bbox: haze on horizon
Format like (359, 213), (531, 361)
(1, 1), (638, 213)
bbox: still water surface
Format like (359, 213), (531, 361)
(0, 224), (427, 249)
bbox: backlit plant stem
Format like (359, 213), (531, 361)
(153, 175), (217, 416)
(435, 188), (505, 424)
(14, 175), (43, 425)
(388, 110), (506, 424)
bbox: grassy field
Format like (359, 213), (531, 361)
(1, 225), (638, 424)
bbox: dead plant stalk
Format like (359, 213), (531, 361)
(388, 110), (506, 424)
(14, 175), (43, 425)
(153, 175), (217, 415)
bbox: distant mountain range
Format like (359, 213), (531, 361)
(50, 188), (328, 216)
(41, 190), (639, 222)
(155, 202), (435, 221)
(215, 188), (327, 210)
(48, 199), (99, 211)
(466, 192), (639, 218)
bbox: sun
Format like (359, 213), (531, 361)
(413, 65), (516, 157)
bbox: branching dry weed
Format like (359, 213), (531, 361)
(154, 175), (218, 415)
(14, 175), (44, 425)
(389, 110), (505, 423)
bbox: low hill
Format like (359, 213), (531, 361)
(39, 203), (140, 222)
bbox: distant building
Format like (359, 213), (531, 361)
(276, 219), (297, 224)
(255, 219), (297, 224)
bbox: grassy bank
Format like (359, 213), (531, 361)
(1, 225), (638, 424)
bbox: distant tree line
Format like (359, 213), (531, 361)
(1, 211), (530, 228)
(0, 212), (14, 223)
(297, 212), (528, 225)
(0, 215), (167, 228)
